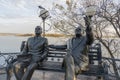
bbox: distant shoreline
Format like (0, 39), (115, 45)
(0, 33), (118, 38)
(17, 33), (67, 37)
(0, 33), (71, 37)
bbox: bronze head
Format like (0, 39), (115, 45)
(75, 26), (82, 37)
(35, 26), (42, 36)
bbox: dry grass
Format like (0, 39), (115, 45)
(16, 33), (73, 37)
(44, 33), (65, 37)
(16, 33), (34, 37)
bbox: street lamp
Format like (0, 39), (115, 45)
(84, 5), (97, 28)
(38, 6), (49, 37)
(85, 5), (97, 16)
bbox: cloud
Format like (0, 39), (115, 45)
(0, 0), (68, 18)
(14, 0), (26, 9)
(0, 0), (27, 9)
(0, 0), (68, 33)
(0, 0), (35, 18)
(0, 17), (42, 33)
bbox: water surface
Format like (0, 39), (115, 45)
(0, 36), (67, 52)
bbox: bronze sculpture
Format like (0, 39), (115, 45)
(13, 26), (48, 80)
(64, 16), (94, 80)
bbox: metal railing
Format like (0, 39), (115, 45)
(102, 57), (120, 80)
(0, 52), (120, 80)
(0, 52), (20, 74)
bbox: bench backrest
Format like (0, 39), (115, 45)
(47, 43), (102, 65)
(47, 45), (67, 62)
(88, 43), (102, 65)
(20, 41), (102, 64)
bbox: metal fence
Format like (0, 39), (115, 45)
(0, 52), (120, 79)
(102, 57), (120, 80)
(0, 52), (19, 74)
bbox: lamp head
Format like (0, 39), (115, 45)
(85, 5), (97, 16)
(39, 9), (49, 20)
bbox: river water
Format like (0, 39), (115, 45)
(0, 36), (68, 52)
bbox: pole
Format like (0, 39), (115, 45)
(43, 19), (45, 37)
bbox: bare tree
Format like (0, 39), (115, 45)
(50, 0), (120, 79)
(50, 0), (85, 35)
(93, 0), (120, 79)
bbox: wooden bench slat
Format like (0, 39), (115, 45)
(89, 51), (98, 53)
(47, 55), (65, 58)
(49, 52), (66, 55)
(49, 49), (67, 52)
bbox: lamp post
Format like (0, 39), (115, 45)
(84, 5), (97, 28)
(38, 6), (49, 37)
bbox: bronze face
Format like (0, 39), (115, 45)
(35, 26), (42, 36)
(75, 27), (82, 37)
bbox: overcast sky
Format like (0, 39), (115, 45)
(0, 0), (66, 33)
(0, 0), (119, 33)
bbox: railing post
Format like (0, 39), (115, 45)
(43, 71), (45, 80)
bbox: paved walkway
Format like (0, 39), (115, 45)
(0, 70), (96, 80)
